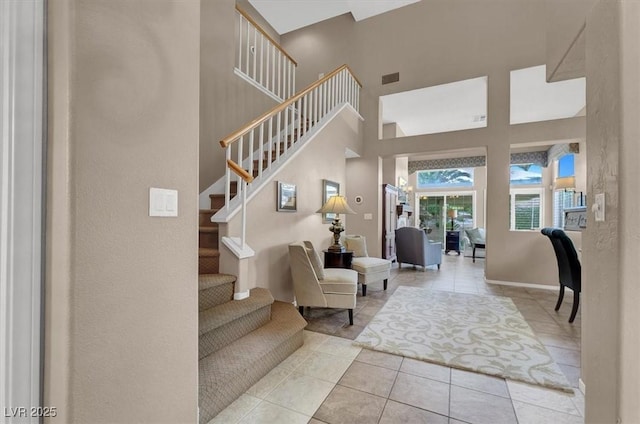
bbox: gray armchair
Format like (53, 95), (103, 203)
(395, 227), (443, 271)
(464, 228), (486, 263)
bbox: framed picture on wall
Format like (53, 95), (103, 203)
(322, 179), (339, 223)
(277, 182), (297, 212)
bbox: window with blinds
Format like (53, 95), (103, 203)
(553, 154), (577, 228)
(553, 190), (575, 228)
(509, 188), (544, 230)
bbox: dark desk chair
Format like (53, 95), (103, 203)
(541, 228), (581, 323)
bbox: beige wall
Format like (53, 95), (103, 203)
(619, 2), (640, 421)
(199, 0), (281, 192)
(545, 0), (596, 82)
(225, 107), (363, 301)
(46, 1), (199, 422)
(382, 122), (406, 139)
(346, 156), (384, 257)
(281, 1), (585, 287)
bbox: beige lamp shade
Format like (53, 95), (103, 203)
(316, 195), (356, 215)
(555, 176), (576, 190)
(447, 209), (458, 219)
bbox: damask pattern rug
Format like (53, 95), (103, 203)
(353, 286), (573, 392)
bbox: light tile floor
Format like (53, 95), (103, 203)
(210, 254), (583, 424)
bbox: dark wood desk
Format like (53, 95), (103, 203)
(323, 250), (354, 269)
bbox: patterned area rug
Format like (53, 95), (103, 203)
(353, 286), (573, 392)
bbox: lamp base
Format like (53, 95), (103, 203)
(327, 244), (345, 253)
(328, 217), (345, 253)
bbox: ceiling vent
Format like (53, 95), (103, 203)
(382, 72), (400, 85)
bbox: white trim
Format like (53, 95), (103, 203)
(221, 236), (255, 260)
(485, 279), (560, 291)
(509, 186), (545, 230)
(234, 291), (250, 301)
(579, 378), (586, 395)
(211, 103), (363, 223)
(0, 0), (44, 419)
(234, 67), (284, 104)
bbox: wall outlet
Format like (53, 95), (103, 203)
(364, 213), (373, 220)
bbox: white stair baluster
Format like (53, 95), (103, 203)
(248, 131), (254, 178)
(252, 26), (257, 81)
(245, 21), (250, 75)
(225, 147), (231, 210)
(259, 34), (264, 85)
(258, 123), (264, 178)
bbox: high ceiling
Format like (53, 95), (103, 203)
(248, 0), (421, 34)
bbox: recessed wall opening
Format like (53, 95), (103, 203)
(510, 65), (586, 125)
(379, 76), (488, 139)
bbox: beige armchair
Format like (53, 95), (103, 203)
(288, 241), (357, 325)
(344, 235), (391, 296)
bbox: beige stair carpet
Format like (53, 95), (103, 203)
(353, 286), (573, 392)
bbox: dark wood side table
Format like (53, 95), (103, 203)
(323, 250), (354, 269)
(445, 230), (461, 255)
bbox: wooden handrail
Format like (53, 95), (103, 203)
(227, 159), (254, 183)
(236, 5), (298, 66)
(220, 64), (362, 147)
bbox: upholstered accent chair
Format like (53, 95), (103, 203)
(541, 228), (581, 323)
(288, 241), (357, 325)
(465, 227), (486, 262)
(344, 235), (391, 296)
(395, 227), (443, 271)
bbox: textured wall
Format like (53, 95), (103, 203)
(46, 1), (199, 422)
(583, 2), (620, 422)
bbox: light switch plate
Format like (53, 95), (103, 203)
(149, 188), (178, 217)
(594, 193), (605, 222)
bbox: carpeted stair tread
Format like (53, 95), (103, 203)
(199, 227), (219, 233)
(199, 273), (236, 291)
(200, 301), (306, 375)
(198, 273), (236, 311)
(199, 301), (306, 422)
(199, 288), (273, 336)
(198, 248), (219, 257)
(199, 209), (220, 226)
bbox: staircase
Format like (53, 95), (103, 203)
(198, 182), (306, 423)
(197, 64), (362, 423)
(198, 181), (235, 275)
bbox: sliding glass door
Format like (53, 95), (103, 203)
(418, 193), (475, 243)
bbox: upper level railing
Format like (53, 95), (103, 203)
(219, 64), (362, 215)
(235, 6), (296, 102)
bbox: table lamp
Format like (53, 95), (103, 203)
(447, 209), (458, 231)
(316, 195), (356, 252)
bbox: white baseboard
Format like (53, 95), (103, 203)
(579, 378), (586, 395)
(234, 290), (250, 300)
(485, 279), (560, 291)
